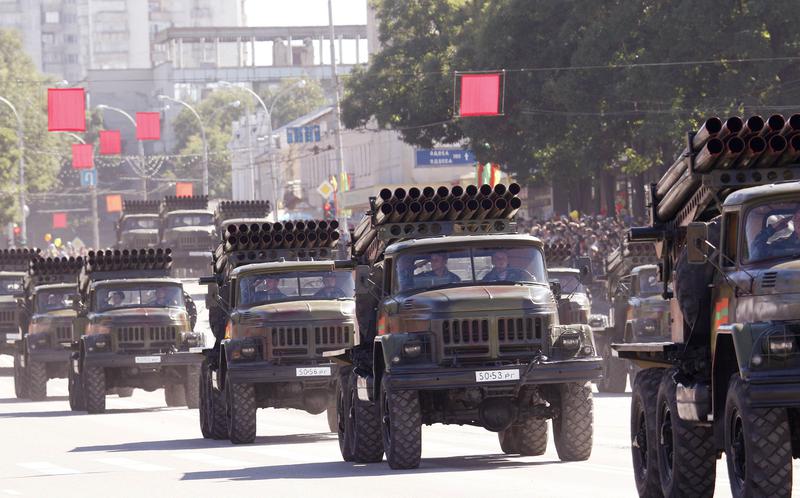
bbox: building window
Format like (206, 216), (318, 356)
(44, 11), (60, 24)
(42, 33), (55, 45)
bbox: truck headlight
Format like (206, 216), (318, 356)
(402, 341), (422, 358)
(767, 336), (795, 356)
(241, 344), (256, 358)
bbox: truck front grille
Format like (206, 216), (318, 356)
(267, 323), (353, 360)
(115, 325), (178, 352)
(436, 315), (546, 361)
(0, 309), (16, 324)
(314, 325), (352, 354)
(55, 325), (72, 343)
(177, 235), (212, 250)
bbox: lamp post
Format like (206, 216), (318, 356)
(0, 96), (26, 246)
(219, 80), (306, 220)
(65, 133), (100, 249)
(157, 95), (208, 196)
(96, 104), (149, 200)
(328, 0), (348, 231)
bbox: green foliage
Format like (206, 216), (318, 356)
(256, 78), (327, 129)
(0, 30), (63, 225)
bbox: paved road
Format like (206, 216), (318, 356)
(0, 281), (796, 497)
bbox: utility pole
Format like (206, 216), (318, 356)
(66, 133), (100, 249)
(0, 96), (26, 246)
(328, 0), (348, 230)
(97, 104), (148, 200)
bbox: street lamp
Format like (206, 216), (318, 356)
(218, 80), (306, 219)
(96, 104), (149, 200)
(158, 95), (208, 196)
(0, 96), (26, 246)
(64, 133), (100, 249)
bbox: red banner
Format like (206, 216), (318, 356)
(106, 194), (122, 213)
(459, 73), (501, 117)
(48, 88), (86, 132)
(176, 182), (193, 197)
(99, 130), (121, 155)
(136, 112), (161, 141)
(52, 212), (67, 229)
(71, 143), (94, 169)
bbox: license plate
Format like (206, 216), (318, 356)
(188, 347), (204, 353)
(135, 356), (162, 364)
(296, 367), (331, 377)
(5, 332), (21, 340)
(189, 251), (207, 257)
(475, 369), (520, 383)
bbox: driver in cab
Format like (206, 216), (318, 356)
(314, 273), (346, 298)
(482, 250), (527, 282)
(252, 275), (286, 302)
(417, 252), (461, 286)
(751, 205), (800, 260)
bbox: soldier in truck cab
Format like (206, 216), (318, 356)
(751, 204), (800, 260)
(482, 250), (527, 282)
(417, 252), (461, 286)
(314, 273), (345, 299)
(252, 275), (286, 302)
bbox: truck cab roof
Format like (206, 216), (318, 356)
(631, 264), (659, 276)
(548, 267), (580, 275)
(90, 277), (183, 291)
(34, 283), (76, 293)
(164, 209), (213, 216)
(230, 259), (339, 278)
(384, 233), (542, 256)
(723, 180), (800, 208)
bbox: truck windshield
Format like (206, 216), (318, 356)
(166, 213), (213, 228)
(549, 272), (584, 294)
(395, 246), (546, 293)
(95, 284), (185, 311)
(744, 200), (800, 263)
(238, 270), (354, 306)
(638, 270), (661, 295)
(121, 216), (158, 230)
(36, 289), (74, 312)
(0, 277), (22, 295)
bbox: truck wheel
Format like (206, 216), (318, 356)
(199, 362), (212, 438)
(226, 376), (256, 444)
(724, 374), (792, 498)
(598, 342), (627, 393)
(26, 359), (48, 401)
(202, 362), (229, 440)
(630, 368), (663, 498)
(516, 415), (548, 456)
(498, 428), (518, 454)
(553, 382), (593, 461)
(116, 388), (134, 398)
(326, 393), (338, 433)
(13, 350), (28, 399)
(656, 371), (716, 498)
(165, 384), (187, 407)
(68, 367), (85, 411)
(345, 375), (384, 463)
(380, 382), (421, 469)
(83, 365), (106, 414)
(184, 366), (200, 409)
(336, 376), (355, 461)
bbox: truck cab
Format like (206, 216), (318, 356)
(0, 270), (25, 355)
(548, 267), (592, 325)
(117, 214), (159, 247)
(160, 196), (216, 276)
(624, 264), (670, 342)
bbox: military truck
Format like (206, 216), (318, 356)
(594, 242), (669, 393)
(199, 218), (353, 443)
(14, 256), (82, 400)
(68, 248), (202, 413)
(334, 184), (602, 469)
(543, 243), (593, 326)
(616, 114), (800, 498)
(0, 250), (31, 365)
(160, 196), (216, 277)
(116, 200), (161, 248)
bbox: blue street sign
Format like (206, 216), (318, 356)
(415, 149), (475, 167)
(286, 125), (322, 144)
(80, 169), (97, 187)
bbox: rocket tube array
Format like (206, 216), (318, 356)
(222, 219), (341, 251)
(86, 248), (173, 271)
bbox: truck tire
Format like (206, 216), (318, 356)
(345, 375), (383, 463)
(68, 367), (85, 411)
(26, 359), (48, 401)
(13, 350), (27, 399)
(165, 384), (187, 407)
(199, 362), (212, 438)
(226, 376), (256, 444)
(553, 382), (593, 462)
(516, 416), (549, 456)
(83, 365), (106, 414)
(724, 374), (792, 498)
(498, 428), (518, 454)
(656, 371), (716, 498)
(116, 388), (134, 398)
(598, 344), (627, 393)
(326, 393), (337, 433)
(630, 368), (663, 498)
(380, 382), (421, 469)
(336, 375), (355, 461)
(184, 366), (200, 409)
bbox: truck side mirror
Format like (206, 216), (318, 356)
(198, 276), (218, 286)
(575, 256), (593, 284)
(550, 280), (562, 300)
(355, 265), (372, 296)
(687, 222), (709, 265)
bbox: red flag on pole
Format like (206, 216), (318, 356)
(52, 212), (67, 229)
(458, 73), (502, 117)
(99, 130), (121, 155)
(136, 112), (161, 141)
(106, 194), (122, 213)
(48, 88), (86, 132)
(71, 143), (94, 169)
(176, 182), (193, 197)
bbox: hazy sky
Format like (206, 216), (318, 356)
(245, 0), (367, 26)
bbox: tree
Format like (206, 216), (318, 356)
(256, 78), (327, 129)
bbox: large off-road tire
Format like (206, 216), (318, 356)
(343, 375), (383, 463)
(553, 382), (593, 461)
(380, 382), (422, 469)
(116, 387), (134, 398)
(226, 375), (256, 444)
(498, 428), (518, 454)
(83, 365), (106, 414)
(630, 368), (663, 498)
(209, 377), (229, 440)
(26, 359), (48, 401)
(165, 384), (187, 407)
(336, 375), (355, 461)
(68, 365), (85, 411)
(326, 392), (338, 433)
(724, 374), (792, 498)
(13, 350), (27, 399)
(598, 343), (627, 393)
(184, 366), (200, 409)
(656, 370), (716, 498)
(199, 362), (212, 439)
(517, 415), (549, 456)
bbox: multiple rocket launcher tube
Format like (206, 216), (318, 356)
(223, 220), (341, 251)
(655, 113), (800, 222)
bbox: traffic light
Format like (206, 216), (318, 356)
(323, 201), (336, 220)
(11, 224), (22, 247)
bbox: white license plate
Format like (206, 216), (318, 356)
(5, 332), (21, 340)
(475, 369), (520, 383)
(135, 356), (162, 364)
(189, 251), (207, 257)
(296, 367), (331, 377)
(188, 347), (204, 353)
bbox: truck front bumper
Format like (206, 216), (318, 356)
(384, 357), (602, 391)
(227, 361), (339, 386)
(84, 351), (203, 369)
(745, 371), (800, 409)
(28, 348), (70, 364)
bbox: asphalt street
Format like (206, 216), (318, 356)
(0, 282), (796, 498)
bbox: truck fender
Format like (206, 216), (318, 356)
(711, 327), (739, 423)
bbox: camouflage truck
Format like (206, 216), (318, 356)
(14, 256), (82, 400)
(199, 218), (354, 443)
(594, 242), (669, 393)
(68, 248), (202, 413)
(0, 250), (31, 362)
(333, 184), (601, 469)
(159, 196), (216, 277)
(616, 114), (800, 497)
(116, 199), (161, 248)
(543, 243), (593, 326)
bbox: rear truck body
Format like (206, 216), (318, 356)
(334, 184), (601, 469)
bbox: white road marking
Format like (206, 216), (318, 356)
(17, 461), (79, 476)
(94, 457), (171, 472)
(173, 452), (251, 468)
(2, 489), (22, 495)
